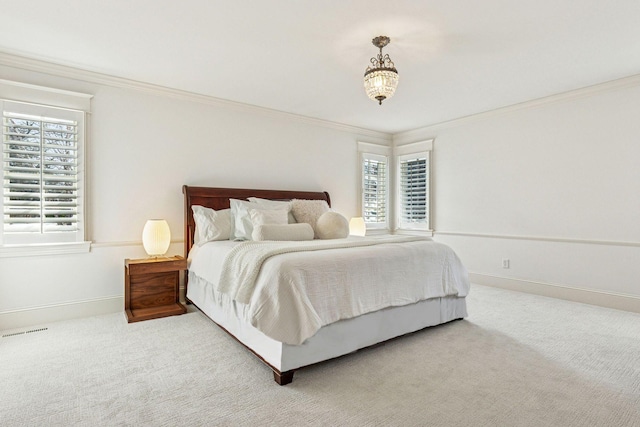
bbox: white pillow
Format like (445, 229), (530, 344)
(230, 199), (261, 240)
(291, 199), (330, 239)
(316, 212), (349, 239)
(251, 223), (314, 241)
(230, 199), (291, 240)
(192, 206), (231, 245)
(249, 208), (288, 227)
(247, 197), (296, 224)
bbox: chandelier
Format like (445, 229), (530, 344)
(364, 36), (399, 105)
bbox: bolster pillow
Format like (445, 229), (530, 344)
(251, 223), (315, 241)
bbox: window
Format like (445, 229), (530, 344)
(358, 140), (433, 234)
(394, 139), (433, 232)
(358, 142), (391, 230)
(0, 80), (91, 255)
(362, 153), (388, 226)
(2, 101), (85, 245)
(397, 153), (429, 230)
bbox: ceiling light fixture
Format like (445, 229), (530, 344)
(364, 36), (399, 105)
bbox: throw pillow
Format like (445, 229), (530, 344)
(315, 212), (349, 239)
(290, 199), (330, 239)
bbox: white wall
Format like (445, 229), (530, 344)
(3, 54), (639, 330)
(0, 59), (391, 329)
(395, 79), (640, 309)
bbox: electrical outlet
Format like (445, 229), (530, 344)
(502, 258), (510, 269)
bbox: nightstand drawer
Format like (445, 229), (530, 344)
(129, 271), (179, 309)
(126, 257), (187, 275)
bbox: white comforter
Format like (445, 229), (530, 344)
(189, 236), (469, 345)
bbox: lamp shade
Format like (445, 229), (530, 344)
(349, 217), (366, 237)
(142, 219), (171, 256)
(364, 68), (399, 105)
(363, 36), (399, 105)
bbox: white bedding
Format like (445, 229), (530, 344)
(188, 236), (470, 345)
(218, 235), (427, 303)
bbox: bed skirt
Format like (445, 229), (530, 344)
(187, 272), (468, 373)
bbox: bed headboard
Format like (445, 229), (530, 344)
(182, 185), (331, 257)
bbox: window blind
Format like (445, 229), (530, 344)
(362, 154), (388, 224)
(399, 154), (429, 228)
(2, 110), (79, 234)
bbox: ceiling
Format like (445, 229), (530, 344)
(1, 1), (640, 134)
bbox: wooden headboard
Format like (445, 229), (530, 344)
(182, 185), (331, 257)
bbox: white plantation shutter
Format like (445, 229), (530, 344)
(2, 101), (84, 245)
(398, 152), (429, 230)
(362, 153), (388, 227)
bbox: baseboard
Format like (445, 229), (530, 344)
(3, 276), (636, 331)
(0, 296), (124, 331)
(470, 273), (640, 314)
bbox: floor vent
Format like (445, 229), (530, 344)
(2, 327), (48, 338)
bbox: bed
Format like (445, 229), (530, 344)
(183, 185), (470, 385)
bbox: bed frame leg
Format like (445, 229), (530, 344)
(273, 370), (294, 385)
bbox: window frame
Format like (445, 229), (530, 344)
(396, 152), (430, 231)
(0, 80), (91, 257)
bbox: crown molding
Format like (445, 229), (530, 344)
(394, 72), (640, 143)
(7, 49), (638, 145)
(0, 51), (391, 141)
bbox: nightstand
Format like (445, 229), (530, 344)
(124, 255), (187, 323)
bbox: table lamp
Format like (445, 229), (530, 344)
(349, 217), (366, 236)
(142, 219), (171, 257)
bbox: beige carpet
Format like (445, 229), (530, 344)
(1, 285), (639, 426)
